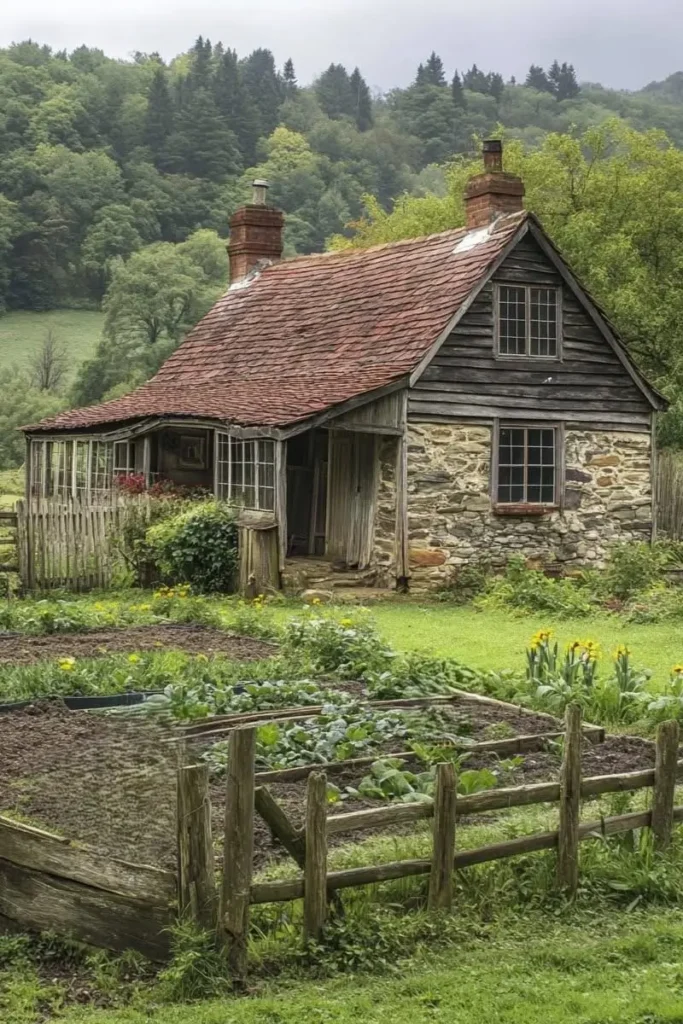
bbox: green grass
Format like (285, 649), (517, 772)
(0, 467), (22, 509)
(0, 309), (104, 381)
(12, 907), (683, 1023)
(256, 599), (683, 688)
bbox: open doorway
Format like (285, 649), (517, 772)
(286, 429), (328, 557)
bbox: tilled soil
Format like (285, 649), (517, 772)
(0, 700), (657, 872)
(0, 623), (277, 665)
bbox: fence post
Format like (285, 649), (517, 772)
(304, 771), (328, 944)
(652, 719), (679, 850)
(177, 764), (216, 930)
(557, 702), (582, 895)
(428, 762), (457, 911)
(220, 727), (256, 983)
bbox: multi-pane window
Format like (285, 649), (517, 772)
(30, 439), (115, 499)
(497, 426), (556, 505)
(497, 285), (559, 357)
(114, 441), (136, 477)
(216, 434), (275, 511)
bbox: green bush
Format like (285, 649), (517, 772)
(282, 610), (395, 678)
(600, 543), (668, 602)
(145, 501), (238, 593)
(476, 556), (594, 618)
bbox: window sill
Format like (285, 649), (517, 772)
(493, 503), (559, 517)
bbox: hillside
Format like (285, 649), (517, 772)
(3, 40), (683, 468)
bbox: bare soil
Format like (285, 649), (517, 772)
(0, 623), (277, 665)
(0, 700), (657, 873)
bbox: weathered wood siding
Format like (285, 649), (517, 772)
(409, 234), (652, 431)
(332, 392), (404, 433)
(326, 431), (378, 567)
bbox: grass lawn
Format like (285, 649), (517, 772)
(0, 309), (103, 381)
(21, 907), (683, 1024)
(261, 599), (683, 688)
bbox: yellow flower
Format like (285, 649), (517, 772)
(127, 653), (141, 664)
(195, 654), (209, 663)
(58, 657), (76, 672)
(311, 597), (321, 605)
(614, 644), (630, 659)
(672, 664), (683, 675)
(339, 618), (354, 628)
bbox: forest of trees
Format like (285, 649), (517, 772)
(3, 37), (683, 464)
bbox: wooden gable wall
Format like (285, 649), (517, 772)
(408, 233), (653, 431)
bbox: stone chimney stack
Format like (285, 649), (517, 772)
(228, 179), (284, 283)
(464, 140), (525, 230)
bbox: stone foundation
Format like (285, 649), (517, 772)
(406, 423), (653, 591)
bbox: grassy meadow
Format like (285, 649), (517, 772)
(0, 309), (103, 382)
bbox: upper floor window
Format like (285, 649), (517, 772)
(497, 284), (560, 358)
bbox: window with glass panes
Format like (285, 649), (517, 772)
(216, 434), (275, 511)
(497, 284), (559, 357)
(496, 426), (557, 505)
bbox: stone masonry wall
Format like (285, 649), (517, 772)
(406, 423), (653, 591)
(372, 435), (400, 586)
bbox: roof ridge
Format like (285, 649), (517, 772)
(262, 209), (528, 273)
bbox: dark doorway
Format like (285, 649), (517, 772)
(286, 430), (328, 556)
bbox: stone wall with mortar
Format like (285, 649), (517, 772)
(371, 435), (400, 586)
(406, 423), (653, 591)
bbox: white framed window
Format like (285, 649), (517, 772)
(113, 441), (136, 476)
(29, 438), (114, 499)
(496, 284), (561, 358)
(216, 433), (275, 511)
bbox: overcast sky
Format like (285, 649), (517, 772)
(2, 0), (681, 92)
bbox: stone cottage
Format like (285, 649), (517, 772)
(23, 143), (665, 593)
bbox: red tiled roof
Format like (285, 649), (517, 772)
(27, 212), (527, 433)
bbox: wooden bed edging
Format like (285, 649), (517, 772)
(249, 805), (679, 905)
(0, 815), (176, 960)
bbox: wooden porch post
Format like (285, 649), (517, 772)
(274, 440), (287, 575)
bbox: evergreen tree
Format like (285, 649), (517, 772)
(488, 72), (505, 102)
(241, 48), (283, 139)
(451, 70), (466, 108)
(463, 64), (489, 94)
(525, 64), (552, 92)
(547, 59), (563, 96)
(415, 62), (427, 86)
(169, 87), (242, 180)
(214, 47), (258, 163)
(349, 67), (373, 131)
(315, 63), (354, 119)
(144, 64), (173, 166)
(283, 57), (298, 96)
(556, 62), (580, 100)
(188, 36), (213, 91)
(424, 51), (446, 87)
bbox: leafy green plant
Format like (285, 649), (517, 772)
(282, 611), (395, 679)
(476, 557), (594, 618)
(601, 543), (668, 602)
(145, 501), (238, 593)
(156, 921), (229, 1002)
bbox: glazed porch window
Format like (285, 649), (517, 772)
(497, 284), (560, 357)
(497, 426), (556, 505)
(216, 434), (275, 511)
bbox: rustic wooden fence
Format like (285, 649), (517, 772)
(656, 449), (683, 541)
(1, 701), (681, 976)
(14, 496), (143, 593)
(0, 510), (18, 585)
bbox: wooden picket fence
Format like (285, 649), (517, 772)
(657, 449), (683, 541)
(14, 496), (144, 593)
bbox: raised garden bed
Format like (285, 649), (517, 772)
(0, 623), (276, 665)
(0, 698), (656, 871)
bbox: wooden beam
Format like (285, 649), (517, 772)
(304, 772), (328, 943)
(557, 704), (582, 894)
(220, 728), (256, 981)
(176, 765), (217, 930)
(652, 720), (680, 850)
(428, 763), (457, 911)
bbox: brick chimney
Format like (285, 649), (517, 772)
(228, 179), (284, 283)
(464, 140), (525, 230)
